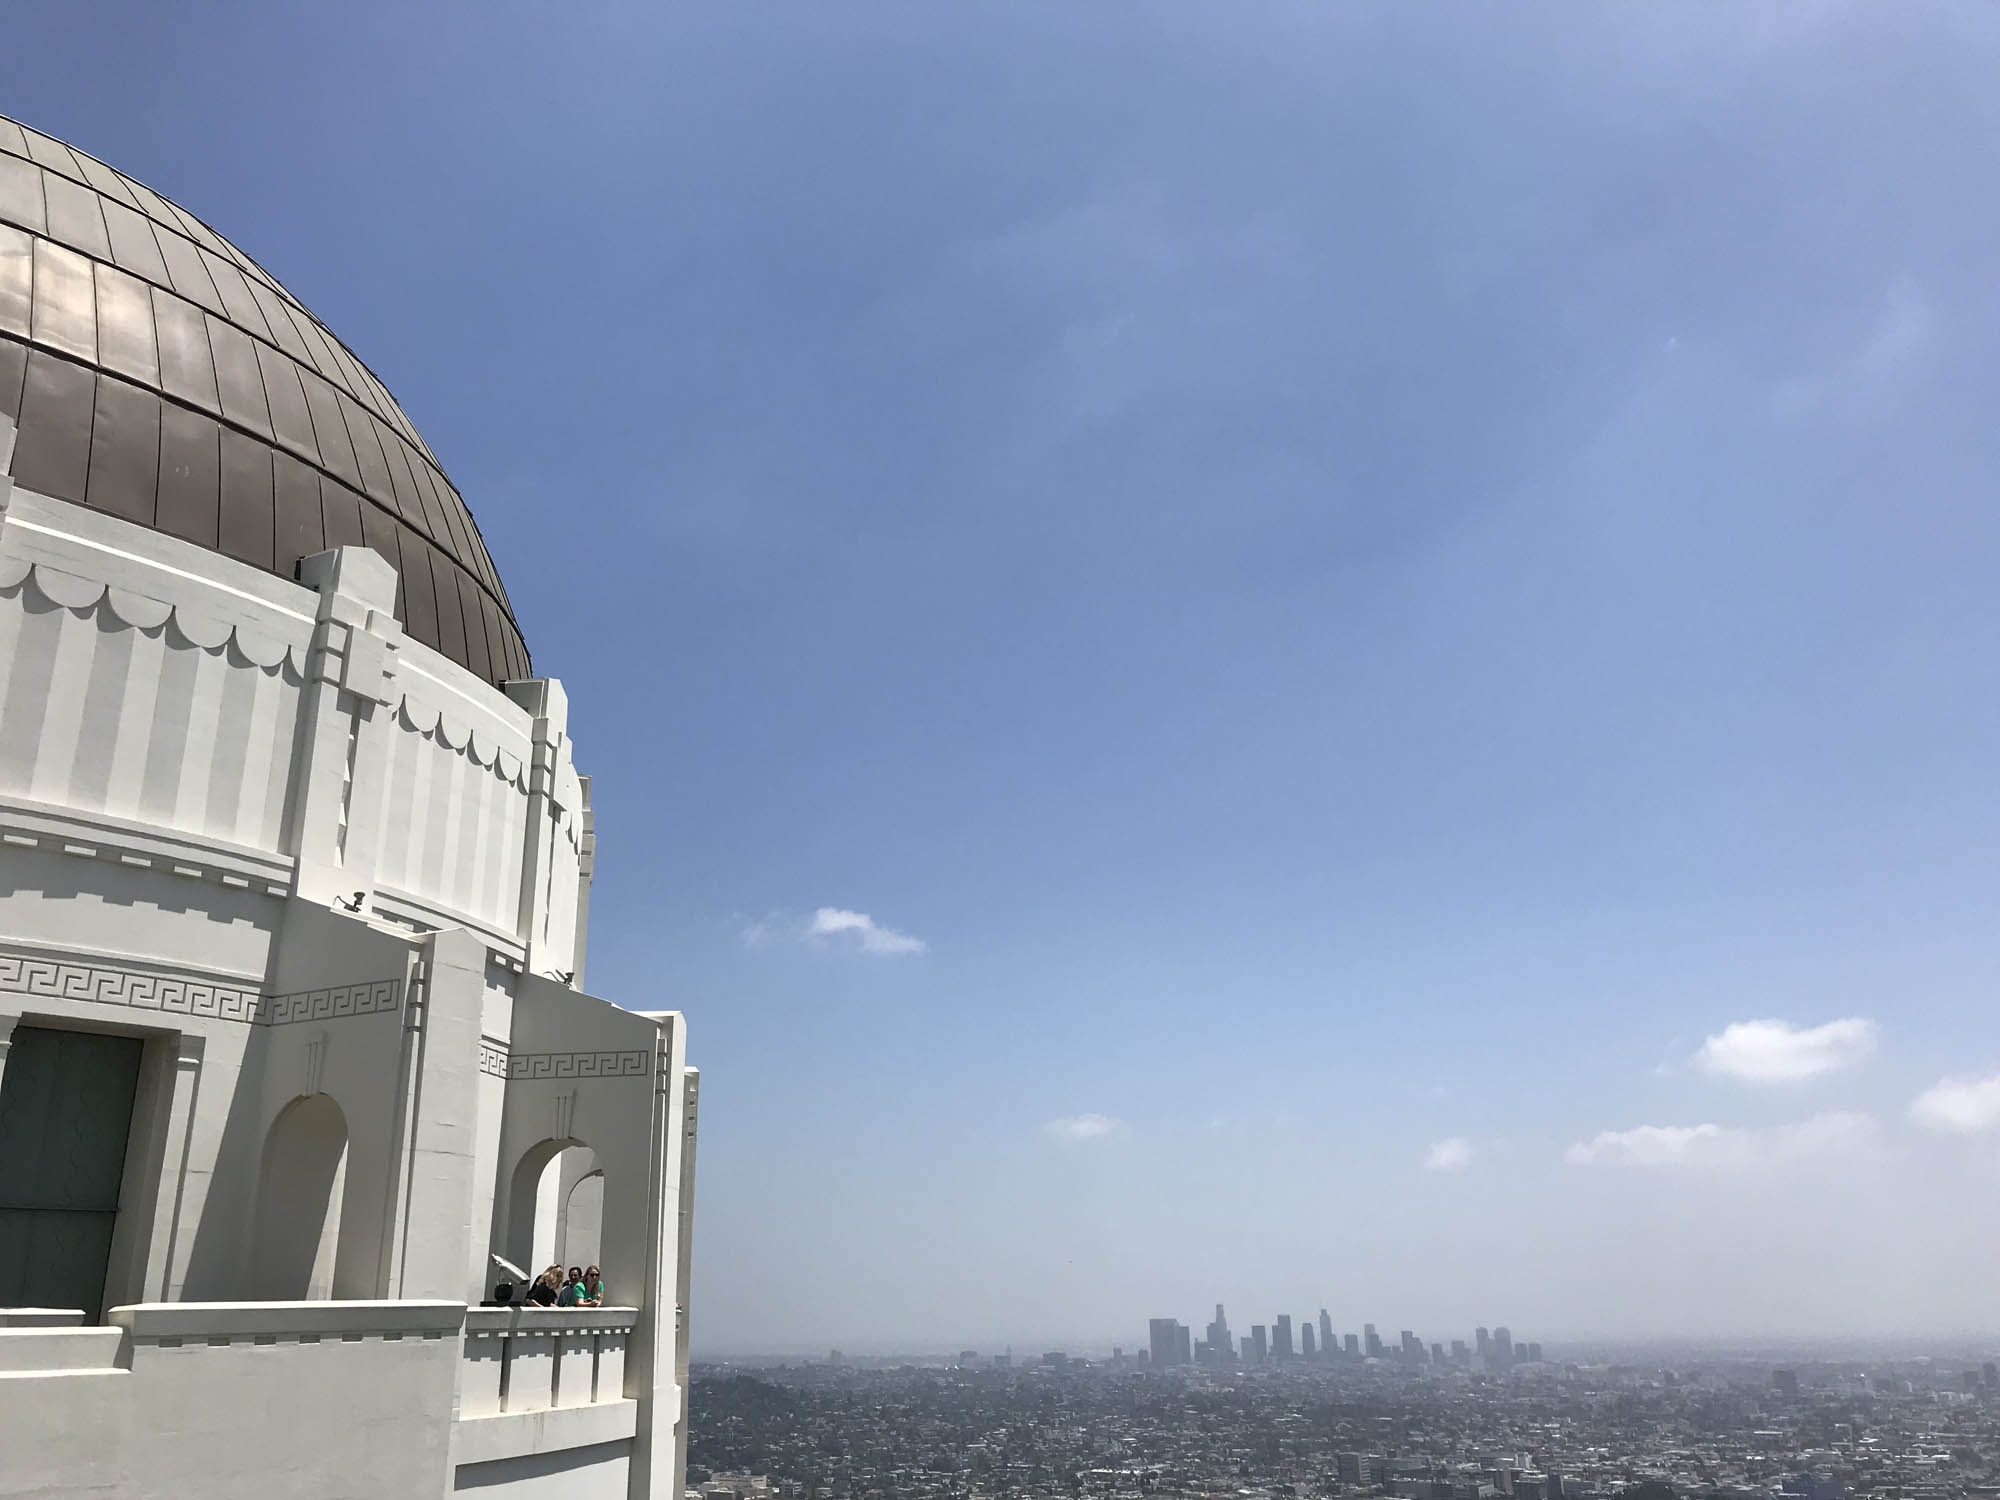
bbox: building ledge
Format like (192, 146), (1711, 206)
(452, 1396), (638, 1465)
(110, 1299), (467, 1346)
(0, 1325), (125, 1374)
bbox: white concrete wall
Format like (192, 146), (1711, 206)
(0, 1301), (465, 1500)
(0, 462), (687, 1500)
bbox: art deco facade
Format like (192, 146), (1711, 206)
(0, 112), (697, 1500)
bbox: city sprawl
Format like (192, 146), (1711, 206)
(689, 1321), (2000, 1500)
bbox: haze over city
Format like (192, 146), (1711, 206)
(11, 0), (2000, 1357)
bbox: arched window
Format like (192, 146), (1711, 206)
(248, 1094), (352, 1300)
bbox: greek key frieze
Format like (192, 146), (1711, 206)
(505, 1049), (649, 1080)
(260, 981), (402, 1025)
(0, 950), (402, 1027)
(0, 952), (262, 1022)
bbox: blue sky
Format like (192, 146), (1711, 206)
(12, 1), (2000, 1351)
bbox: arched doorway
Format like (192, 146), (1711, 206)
(247, 1094), (351, 1299)
(505, 1139), (597, 1282)
(557, 1159), (604, 1268)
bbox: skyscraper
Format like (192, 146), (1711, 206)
(1475, 1327), (1491, 1362)
(1319, 1309), (1334, 1359)
(1364, 1324), (1383, 1358)
(1149, 1319), (1187, 1368)
(1344, 1333), (1360, 1357)
(1251, 1325), (1268, 1364)
(1273, 1314), (1294, 1358)
(1400, 1330), (1422, 1362)
(1302, 1324), (1317, 1358)
(1492, 1327), (1513, 1368)
(1207, 1305), (1232, 1363)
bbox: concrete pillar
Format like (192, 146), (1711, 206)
(388, 928), (487, 1299)
(626, 1012), (689, 1500)
(286, 546), (402, 911)
(672, 1066), (700, 1500)
(145, 1033), (206, 1300)
(0, 1011), (18, 1096)
(505, 678), (567, 962)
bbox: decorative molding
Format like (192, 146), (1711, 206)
(302, 1029), (329, 1096)
(0, 949), (403, 1028)
(505, 1049), (649, 1081)
(262, 980), (402, 1026)
(0, 951), (263, 1023)
(478, 1039), (509, 1078)
(2, 558), (308, 678)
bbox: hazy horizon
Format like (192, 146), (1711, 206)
(13, 1), (2000, 1351)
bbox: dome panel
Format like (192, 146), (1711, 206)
(0, 113), (528, 685)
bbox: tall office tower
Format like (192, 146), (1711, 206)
(1302, 1324), (1318, 1358)
(1252, 1325), (1268, 1364)
(1320, 1309), (1334, 1359)
(1148, 1319), (1183, 1368)
(1475, 1327), (1492, 1362)
(1273, 1315), (1294, 1358)
(1452, 1340), (1468, 1363)
(1984, 1362), (1997, 1390)
(1208, 1304), (1232, 1362)
(1527, 1343), (1543, 1364)
(1431, 1342), (1445, 1365)
(1400, 1330), (1421, 1362)
(1241, 1335), (1256, 1363)
(1364, 1324), (1383, 1358)
(1344, 1333), (1360, 1357)
(1772, 1368), (1799, 1396)
(1492, 1326), (1513, 1367)
(1177, 1324), (1192, 1366)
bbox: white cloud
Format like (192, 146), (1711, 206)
(1564, 1112), (1880, 1169)
(1909, 1074), (2000, 1135)
(1694, 1018), (1876, 1083)
(1425, 1137), (1475, 1172)
(741, 907), (927, 955)
(1044, 1113), (1121, 1144)
(808, 907), (927, 955)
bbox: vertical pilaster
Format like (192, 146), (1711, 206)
(572, 775), (595, 990)
(149, 1033), (207, 1300)
(627, 1012), (689, 1500)
(287, 546), (402, 910)
(504, 677), (570, 975)
(671, 1066), (700, 1500)
(0, 1011), (19, 1097)
(389, 928), (487, 1299)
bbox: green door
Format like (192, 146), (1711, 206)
(0, 1026), (145, 1319)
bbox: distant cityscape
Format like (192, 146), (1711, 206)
(691, 1330), (2000, 1500)
(1139, 1308), (1542, 1371)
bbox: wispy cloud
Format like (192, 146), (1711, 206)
(1909, 1074), (2000, 1135)
(1424, 1137), (1475, 1172)
(1044, 1113), (1121, 1144)
(807, 907), (926, 955)
(1564, 1112), (1880, 1169)
(740, 907), (927, 956)
(1694, 1018), (1876, 1083)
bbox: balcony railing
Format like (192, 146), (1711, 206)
(459, 1304), (638, 1417)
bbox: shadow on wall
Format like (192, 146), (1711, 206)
(247, 1092), (359, 1299)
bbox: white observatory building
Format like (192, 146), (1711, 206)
(0, 112), (699, 1499)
